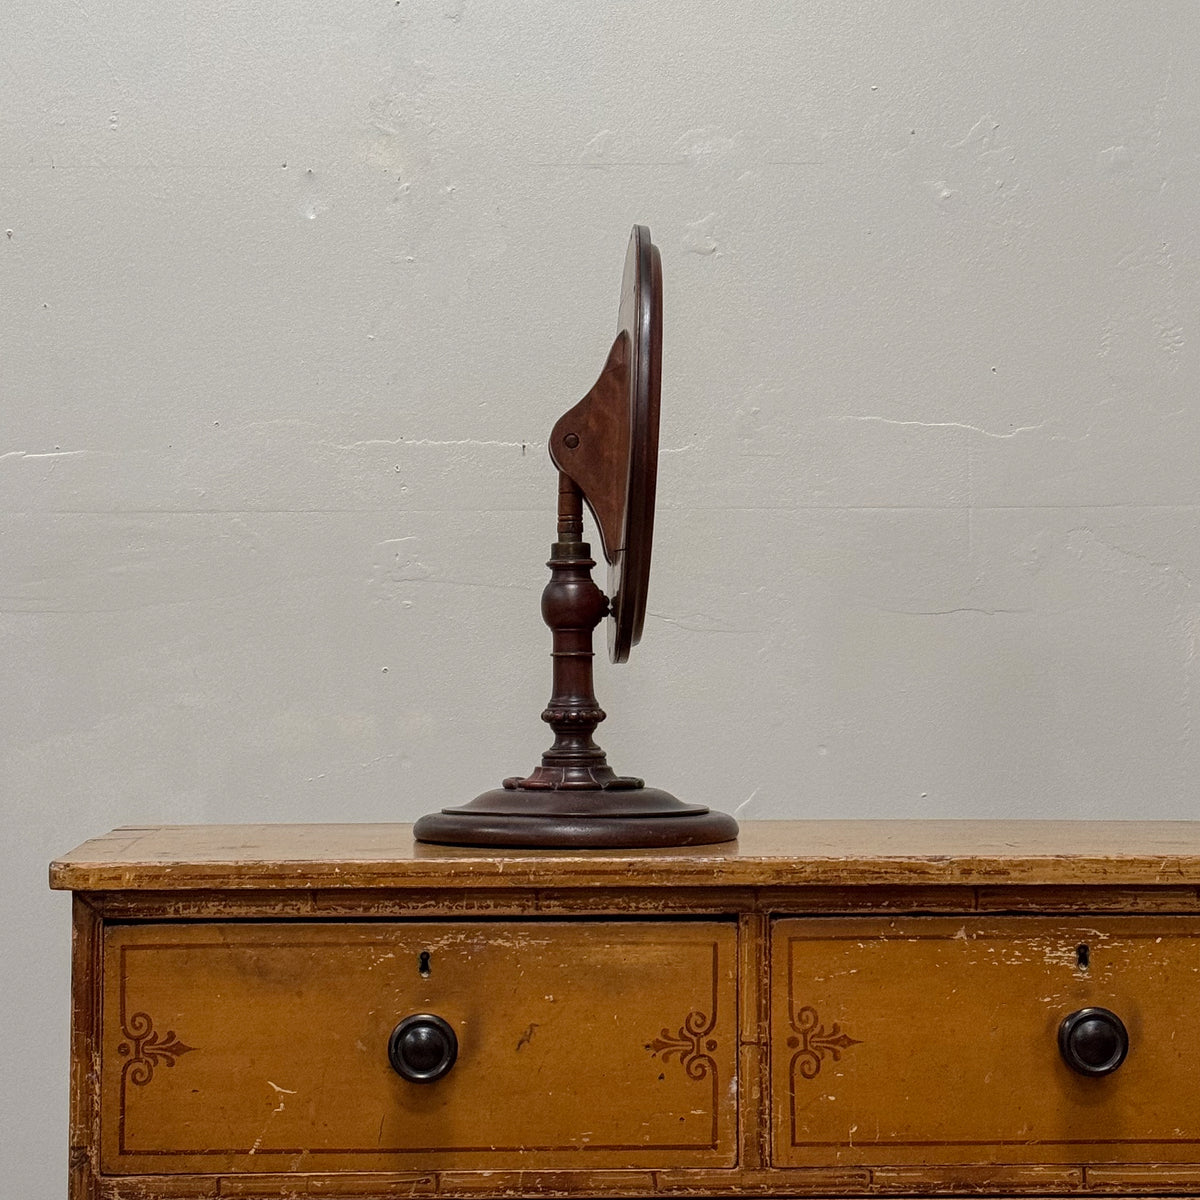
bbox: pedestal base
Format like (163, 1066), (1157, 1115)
(414, 787), (739, 848)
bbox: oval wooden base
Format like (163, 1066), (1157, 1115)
(414, 789), (739, 848)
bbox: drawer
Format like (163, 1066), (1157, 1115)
(101, 920), (737, 1174)
(772, 916), (1200, 1168)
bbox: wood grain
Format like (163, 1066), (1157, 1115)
(49, 821), (1200, 891)
(70, 895), (102, 1200)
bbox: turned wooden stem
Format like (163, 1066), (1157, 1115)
(556, 470), (585, 543)
(504, 474), (640, 791)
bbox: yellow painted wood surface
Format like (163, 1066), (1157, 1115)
(54, 823), (1200, 1198)
(101, 921), (737, 1175)
(773, 915), (1200, 1166)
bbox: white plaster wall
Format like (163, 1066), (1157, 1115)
(4, 1), (1200, 1191)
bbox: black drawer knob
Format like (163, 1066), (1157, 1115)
(1058, 1007), (1128, 1077)
(387, 1014), (458, 1083)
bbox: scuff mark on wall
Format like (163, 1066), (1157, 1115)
(673, 126), (737, 166)
(580, 129), (628, 168)
(298, 168), (327, 221)
(832, 415), (1047, 440)
(1, 448), (91, 462)
(682, 213), (719, 256)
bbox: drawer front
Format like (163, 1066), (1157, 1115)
(772, 916), (1200, 1168)
(102, 920), (737, 1173)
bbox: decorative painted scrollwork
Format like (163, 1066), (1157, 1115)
(117, 1011), (195, 1087)
(646, 1009), (717, 1080)
(788, 1004), (861, 1080)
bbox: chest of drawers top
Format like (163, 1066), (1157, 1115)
(50, 818), (1200, 897)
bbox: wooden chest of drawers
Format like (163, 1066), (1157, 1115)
(51, 821), (1200, 1199)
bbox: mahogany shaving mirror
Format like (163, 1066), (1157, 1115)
(414, 226), (738, 848)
